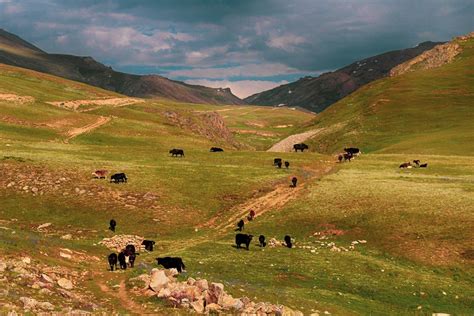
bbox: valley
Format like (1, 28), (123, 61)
(0, 27), (473, 315)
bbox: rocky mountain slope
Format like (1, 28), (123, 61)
(0, 29), (243, 105)
(245, 41), (440, 112)
(304, 32), (474, 155)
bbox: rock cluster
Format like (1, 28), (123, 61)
(134, 269), (303, 315)
(389, 33), (473, 76)
(0, 256), (95, 313)
(99, 234), (144, 252)
(0, 162), (160, 212)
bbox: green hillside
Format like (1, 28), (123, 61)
(306, 36), (474, 155)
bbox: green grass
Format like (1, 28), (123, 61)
(0, 52), (473, 314)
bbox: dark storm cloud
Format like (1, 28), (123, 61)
(1, 0), (473, 97)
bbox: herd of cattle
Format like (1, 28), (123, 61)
(399, 160), (428, 169)
(97, 143), (434, 274)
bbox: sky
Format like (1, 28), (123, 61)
(1, 0), (473, 98)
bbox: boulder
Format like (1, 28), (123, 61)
(149, 269), (169, 292)
(195, 278), (208, 291)
(38, 301), (55, 311)
(20, 297), (38, 310)
(57, 278), (74, 290)
(40, 273), (54, 283)
(221, 294), (244, 311)
(206, 303), (222, 313)
(190, 298), (205, 313)
(208, 282), (225, 304)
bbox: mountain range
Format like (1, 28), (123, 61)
(0, 29), (243, 105)
(244, 41), (440, 112)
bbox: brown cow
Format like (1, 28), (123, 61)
(92, 170), (108, 179)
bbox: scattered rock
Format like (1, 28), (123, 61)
(61, 234), (72, 240)
(149, 269), (170, 292)
(37, 223), (52, 230)
(57, 278), (74, 290)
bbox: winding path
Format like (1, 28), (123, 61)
(266, 128), (324, 152)
(65, 116), (111, 142)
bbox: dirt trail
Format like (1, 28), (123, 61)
(267, 129), (324, 152)
(65, 116), (111, 142)
(170, 164), (335, 254)
(0, 93), (35, 104)
(47, 97), (144, 112)
(95, 272), (146, 314)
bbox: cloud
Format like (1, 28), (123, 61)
(0, 0), (473, 94)
(167, 63), (304, 79)
(266, 34), (306, 51)
(185, 79), (289, 98)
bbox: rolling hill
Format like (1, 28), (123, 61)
(303, 32), (474, 155)
(0, 28), (244, 105)
(245, 41), (440, 112)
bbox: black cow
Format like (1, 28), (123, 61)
(343, 153), (353, 162)
(399, 162), (412, 169)
(169, 149), (185, 157)
(259, 235), (266, 247)
(110, 173), (127, 183)
(128, 254), (136, 268)
(109, 219), (116, 232)
(284, 161), (290, 169)
(413, 160), (420, 167)
(235, 233), (253, 250)
(338, 154), (344, 163)
(293, 143), (309, 152)
(108, 253), (117, 271)
(291, 177), (298, 187)
(124, 244), (136, 256)
(210, 147), (224, 152)
(277, 161), (282, 168)
(118, 252), (127, 270)
(274, 158), (282, 166)
(156, 257), (186, 273)
(344, 147), (360, 155)
(142, 240), (155, 251)
(236, 219), (245, 231)
(284, 235), (293, 248)
(420, 163), (428, 168)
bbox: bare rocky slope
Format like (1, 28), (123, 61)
(0, 29), (243, 105)
(390, 32), (474, 76)
(245, 41), (440, 112)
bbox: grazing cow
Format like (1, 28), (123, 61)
(274, 158), (282, 166)
(344, 147), (360, 155)
(108, 253), (117, 271)
(343, 153), (353, 162)
(285, 161), (290, 169)
(124, 244), (136, 256)
(284, 235), (293, 248)
(109, 219), (116, 232)
(128, 254), (136, 268)
(259, 235), (266, 247)
(277, 161), (282, 168)
(293, 143), (309, 152)
(235, 233), (253, 250)
(420, 163), (428, 168)
(399, 162), (412, 169)
(291, 177), (298, 187)
(110, 173), (127, 183)
(92, 169), (108, 179)
(169, 149), (185, 157)
(210, 147), (224, 152)
(156, 257), (186, 273)
(118, 252), (127, 270)
(236, 219), (245, 231)
(142, 240), (155, 251)
(413, 160), (420, 167)
(247, 210), (256, 221)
